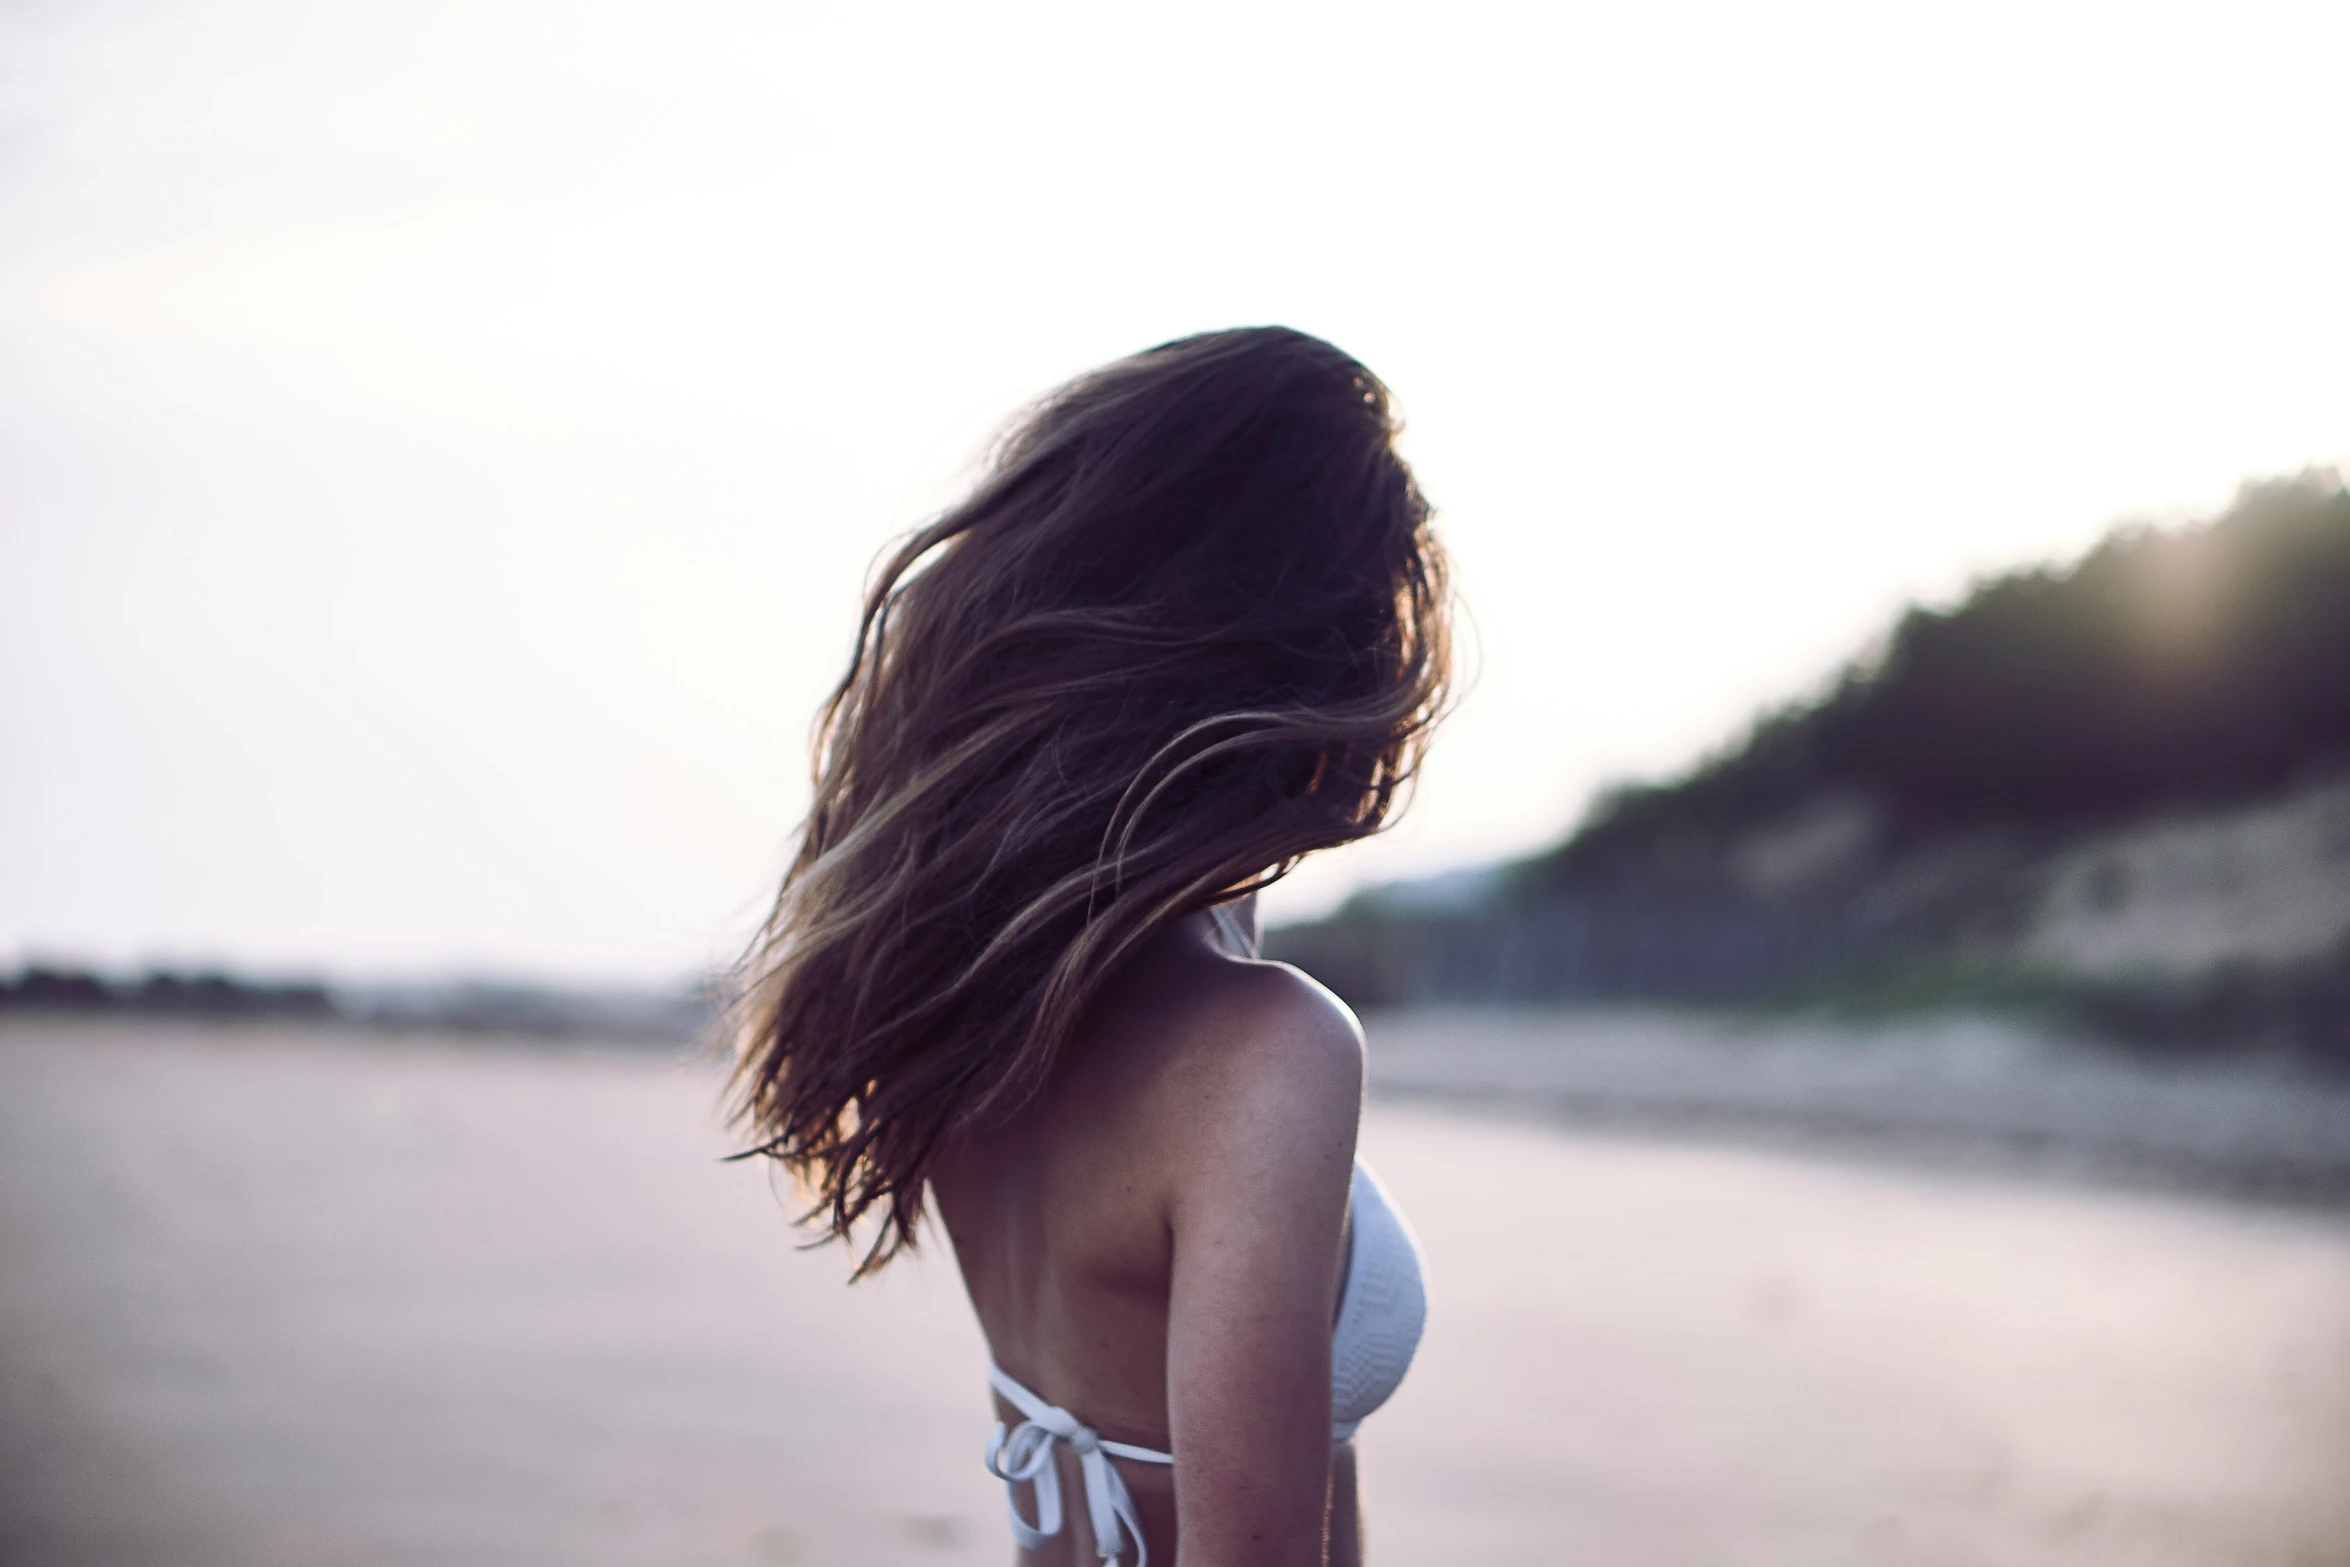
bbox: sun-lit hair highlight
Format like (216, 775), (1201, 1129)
(726, 326), (1453, 1274)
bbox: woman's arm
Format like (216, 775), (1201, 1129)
(1163, 969), (1363, 1567)
(1327, 1440), (1362, 1567)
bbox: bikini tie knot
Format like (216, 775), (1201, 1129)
(985, 1363), (1174, 1567)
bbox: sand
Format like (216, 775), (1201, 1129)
(3, 1016), (2346, 1566)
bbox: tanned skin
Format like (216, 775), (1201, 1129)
(929, 895), (1366, 1567)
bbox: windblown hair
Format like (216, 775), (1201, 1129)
(728, 326), (1453, 1273)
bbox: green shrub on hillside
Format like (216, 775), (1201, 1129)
(1528, 473), (2350, 893)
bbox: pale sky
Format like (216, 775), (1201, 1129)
(3, 0), (2345, 983)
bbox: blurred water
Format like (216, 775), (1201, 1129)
(2, 1017), (2345, 1566)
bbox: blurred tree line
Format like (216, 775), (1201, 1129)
(1271, 473), (2350, 1059)
(0, 966), (713, 1045)
(1538, 473), (2350, 888)
(0, 966), (336, 1018)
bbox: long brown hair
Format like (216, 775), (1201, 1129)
(728, 326), (1453, 1272)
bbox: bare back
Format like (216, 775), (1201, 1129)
(928, 903), (1366, 1566)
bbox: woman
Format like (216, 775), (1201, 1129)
(729, 326), (1452, 1566)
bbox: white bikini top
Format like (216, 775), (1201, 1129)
(983, 1158), (1428, 1567)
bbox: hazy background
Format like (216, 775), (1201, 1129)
(7, 0), (2348, 984)
(9, 10), (2350, 1564)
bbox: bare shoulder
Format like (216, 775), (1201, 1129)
(1128, 952), (1364, 1200)
(1069, 921), (1365, 1198)
(1166, 954), (1363, 1103)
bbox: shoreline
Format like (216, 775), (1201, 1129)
(1364, 1005), (2350, 1208)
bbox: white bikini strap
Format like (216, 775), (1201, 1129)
(1207, 900), (1260, 958)
(983, 1364), (1173, 1567)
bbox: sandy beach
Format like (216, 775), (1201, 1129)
(3, 1016), (2346, 1566)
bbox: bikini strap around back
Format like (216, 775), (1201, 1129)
(984, 1364), (1173, 1567)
